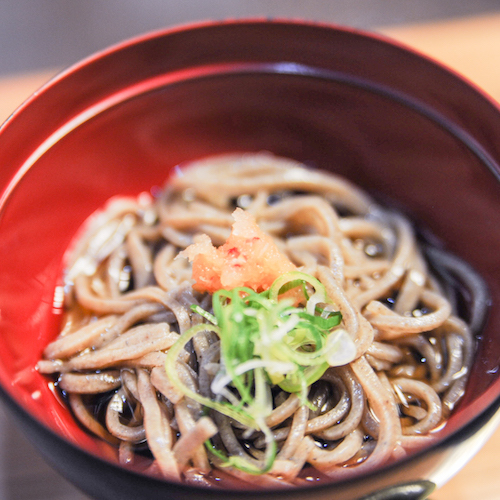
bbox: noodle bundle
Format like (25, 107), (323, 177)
(38, 153), (481, 487)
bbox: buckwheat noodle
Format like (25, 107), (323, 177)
(37, 153), (485, 487)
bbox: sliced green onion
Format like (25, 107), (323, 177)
(164, 324), (257, 428)
(190, 304), (217, 325)
(165, 271), (356, 475)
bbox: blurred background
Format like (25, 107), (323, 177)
(1, 0), (500, 75)
(1, 2), (500, 500)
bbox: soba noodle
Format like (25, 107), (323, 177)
(37, 153), (483, 487)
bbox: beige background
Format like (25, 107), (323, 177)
(1, 0), (500, 76)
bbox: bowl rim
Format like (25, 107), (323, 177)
(4, 17), (500, 133)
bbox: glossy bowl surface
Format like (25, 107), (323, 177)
(1, 19), (500, 500)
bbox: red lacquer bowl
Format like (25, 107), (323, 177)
(1, 20), (500, 500)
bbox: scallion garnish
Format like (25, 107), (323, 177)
(164, 271), (356, 475)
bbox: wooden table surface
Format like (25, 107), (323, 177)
(1, 11), (500, 500)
